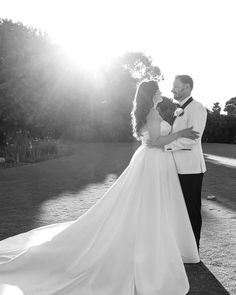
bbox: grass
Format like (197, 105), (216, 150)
(199, 143), (236, 294)
(0, 142), (235, 294)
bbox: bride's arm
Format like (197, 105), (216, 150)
(146, 110), (180, 148)
(146, 110), (199, 148)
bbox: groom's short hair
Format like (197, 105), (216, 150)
(175, 75), (193, 90)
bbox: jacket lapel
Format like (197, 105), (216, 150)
(172, 97), (194, 125)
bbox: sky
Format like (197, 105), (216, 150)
(1, 0), (236, 110)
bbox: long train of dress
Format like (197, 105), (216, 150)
(0, 121), (199, 295)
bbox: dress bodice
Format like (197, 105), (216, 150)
(141, 120), (171, 144)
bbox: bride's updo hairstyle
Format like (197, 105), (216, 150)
(131, 80), (158, 140)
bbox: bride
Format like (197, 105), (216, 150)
(0, 80), (200, 295)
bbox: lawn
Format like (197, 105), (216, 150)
(200, 143), (236, 294)
(0, 142), (235, 294)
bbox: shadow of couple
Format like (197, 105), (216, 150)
(185, 261), (230, 294)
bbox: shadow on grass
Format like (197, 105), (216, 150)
(0, 142), (139, 240)
(203, 156), (236, 213)
(202, 143), (236, 212)
(186, 262), (230, 294)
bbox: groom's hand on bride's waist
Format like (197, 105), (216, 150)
(145, 139), (161, 149)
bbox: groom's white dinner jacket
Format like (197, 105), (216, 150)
(164, 96), (207, 174)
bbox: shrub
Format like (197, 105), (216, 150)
(1, 131), (59, 164)
(25, 139), (58, 162)
(203, 113), (236, 144)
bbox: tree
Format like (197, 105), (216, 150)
(203, 112), (236, 144)
(212, 102), (221, 115)
(113, 51), (163, 82)
(0, 18), (54, 135)
(0, 19), (164, 143)
(224, 96), (236, 116)
(83, 51), (163, 141)
(0, 19), (93, 140)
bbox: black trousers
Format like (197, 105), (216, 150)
(178, 173), (204, 250)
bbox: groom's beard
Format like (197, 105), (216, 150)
(173, 93), (188, 102)
(173, 95), (181, 102)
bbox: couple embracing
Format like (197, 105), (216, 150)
(0, 75), (207, 294)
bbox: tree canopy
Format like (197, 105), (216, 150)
(224, 97), (236, 116)
(0, 18), (163, 144)
(0, 18), (235, 148)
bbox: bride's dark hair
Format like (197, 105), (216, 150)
(131, 80), (158, 140)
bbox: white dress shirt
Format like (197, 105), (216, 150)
(164, 97), (207, 174)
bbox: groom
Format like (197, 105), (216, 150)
(165, 75), (207, 250)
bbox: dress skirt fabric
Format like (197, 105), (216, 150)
(0, 142), (199, 295)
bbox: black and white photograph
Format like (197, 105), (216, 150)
(0, 0), (235, 294)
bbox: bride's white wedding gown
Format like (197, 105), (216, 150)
(0, 120), (199, 295)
